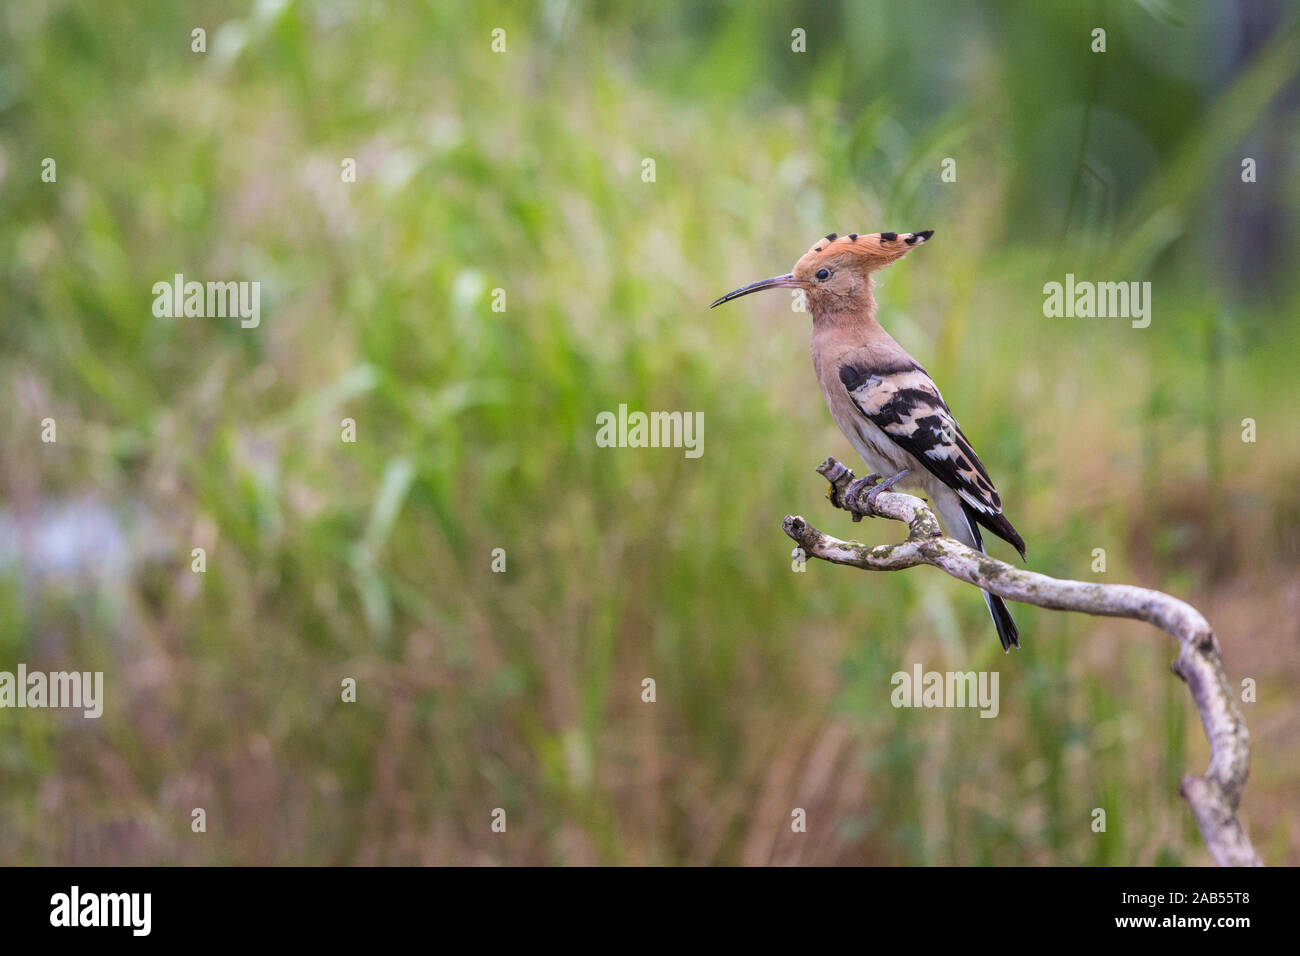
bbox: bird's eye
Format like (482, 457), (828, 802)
(816, 268), (830, 280)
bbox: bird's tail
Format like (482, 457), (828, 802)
(951, 500), (1022, 653)
(983, 590), (1020, 652)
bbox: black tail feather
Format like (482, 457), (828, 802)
(961, 501), (1023, 652)
(984, 591), (1020, 652)
(974, 508), (1026, 560)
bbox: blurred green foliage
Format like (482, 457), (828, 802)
(0, 0), (1297, 864)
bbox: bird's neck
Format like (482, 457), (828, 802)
(810, 288), (884, 337)
(809, 289), (915, 372)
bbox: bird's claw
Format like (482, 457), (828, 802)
(844, 474), (882, 521)
(866, 469), (911, 511)
(845, 469), (911, 520)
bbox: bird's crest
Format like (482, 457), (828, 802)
(793, 230), (934, 277)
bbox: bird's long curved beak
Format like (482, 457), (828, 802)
(709, 273), (803, 308)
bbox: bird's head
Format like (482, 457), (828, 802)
(709, 230), (933, 313)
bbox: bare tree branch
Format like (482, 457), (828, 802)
(783, 457), (1261, 867)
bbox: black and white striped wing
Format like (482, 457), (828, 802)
(839, 363), (1025, 557)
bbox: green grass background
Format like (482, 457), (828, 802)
(1, 0), (1297, 864)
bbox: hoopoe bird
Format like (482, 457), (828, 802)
(711, 231), (1027, 651)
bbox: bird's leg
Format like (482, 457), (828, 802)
(843, 473), (883, 522)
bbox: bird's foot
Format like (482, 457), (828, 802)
(846, 469), (911, 520)
(843, 473), (882, 522)
(867, 468), (911, 508)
